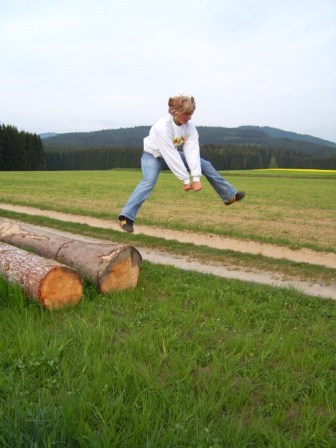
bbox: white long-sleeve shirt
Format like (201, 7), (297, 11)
(143, 115), (202, 184)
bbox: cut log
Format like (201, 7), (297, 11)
(0, 242), (83, 309)
(0, 218), (142, 293)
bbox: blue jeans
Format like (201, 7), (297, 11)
(119, 151), (237, 222)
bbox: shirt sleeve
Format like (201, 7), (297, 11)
(183, 123), (202, 181)
(152, 123), (191, 184)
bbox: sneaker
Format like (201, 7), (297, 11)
(119, 216), (134, 233)
(225, 191), (245, 206)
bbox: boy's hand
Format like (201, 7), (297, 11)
(184, 183), (192, 191)
(192, 181), (202, 191)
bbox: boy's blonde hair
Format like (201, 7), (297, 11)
(168, 95), (196, 117)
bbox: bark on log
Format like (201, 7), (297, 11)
(0, 242), (83, 309)
(0, 218), (142, 293)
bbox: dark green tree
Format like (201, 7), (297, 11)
(0, 124), (46, 170)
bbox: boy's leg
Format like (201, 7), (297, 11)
(200, 158), (238, 203)
(178, 152), (239, 203)
(119, 152), (165, 224)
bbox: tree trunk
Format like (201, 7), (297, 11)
(0, 218), (142, 293)
(0, 242), (83, 309)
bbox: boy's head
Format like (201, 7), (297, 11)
(168, 95), (196, 117)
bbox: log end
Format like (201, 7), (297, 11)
(99, 248), (142, 293)
(40, 267), (83, 309)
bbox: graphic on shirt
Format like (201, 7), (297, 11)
(173, 136), (186, 147)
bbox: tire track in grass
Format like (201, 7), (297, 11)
(0, 203), (335, 300)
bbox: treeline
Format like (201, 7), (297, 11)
(2, 121), (335, 171)
(46, 147), (142, 170)
(0, 124), (45, 170)
(44, 145), (336, 171)
(201, 145), (336, 170)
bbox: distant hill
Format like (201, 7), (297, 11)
(42, 125), (336, 158)
(250, 126), (335, 147)
(197, 126), (336, 148)
(40, 132), (58, 139)
(42, 126), (149, 148)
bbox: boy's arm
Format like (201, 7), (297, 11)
(183, 124), (202, 182)
(153, 127), (191, 185)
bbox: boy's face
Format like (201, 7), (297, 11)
(174, 111), (194, 125)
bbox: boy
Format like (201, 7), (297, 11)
(119, 95), (245, 232)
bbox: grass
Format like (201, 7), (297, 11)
(0, 169), (335, 251)
(0, 265), (335, 447)
(0, 168), (335, 446)
(0, 208), (335, 287)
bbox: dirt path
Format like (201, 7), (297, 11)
(0, 203), (335, 301)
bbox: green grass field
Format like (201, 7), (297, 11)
(0, 169), (335, 447)
(1, 265), (335, 447)
(0, 168), (335, 251)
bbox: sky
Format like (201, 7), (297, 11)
(1, 0), (336, 142)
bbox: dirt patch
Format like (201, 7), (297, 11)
(0, 203), (335, 301)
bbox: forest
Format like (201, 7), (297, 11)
(1, 123), (336, 171)
(43, 125), (336, 170)
(0, 124), (45, 170)
(44, 144), (336, 171)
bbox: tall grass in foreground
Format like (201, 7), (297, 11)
(0, 263), (335, 447)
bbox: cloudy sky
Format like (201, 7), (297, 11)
(1, 0), (335, 142)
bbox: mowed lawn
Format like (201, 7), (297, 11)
(0, 169), (335, 447)
(0, 168), (335, 251)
